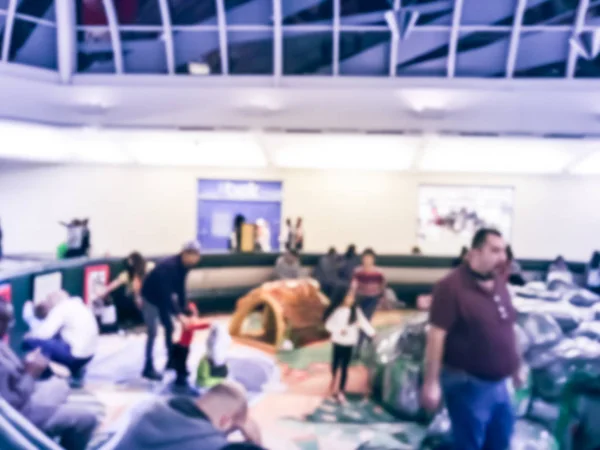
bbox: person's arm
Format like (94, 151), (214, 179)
(0, 348), (35, 411)
(94, 274), (126, 300)
(421, 282), (457, 411)
(357, 309), (376, 338)
(423, 326), (447, 386)
(239, 417), (262, 445)
(325, 309), (342, 334)
(29, 306), (64, 340)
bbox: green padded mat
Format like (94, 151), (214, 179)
(281, 395), (427, 450)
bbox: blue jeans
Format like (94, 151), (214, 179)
(441, 370), (514, 450)
(356, 295), (379, 350)
(22, 336), (92, 376)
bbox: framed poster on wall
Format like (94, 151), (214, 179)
(84, 265), (110, 305)
(197, 179), (283, 251)
(33, 272), (63, 304)
(417, 185), (514, 255)
(0, 284), (12, 342)
(0, 284), (11, 304)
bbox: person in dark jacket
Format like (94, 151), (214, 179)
(314, 247), (340, 298)
(140, 241), (202, 380)
(339, 245), (361, 284)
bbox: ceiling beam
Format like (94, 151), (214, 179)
(273, 0), (283, 84)
(447, 0), (465, 78)
(1, 0), (18, 63)
(566, 0), (591, 78)
(505, 0), (528, 78)
(157, 0), (175, 75)
(332, 0), (340, 76)
(388, 1), (401, 77)
(101, 0), (124, 74)
(55, 0), (77, 83)
(215, 0), (229, 75)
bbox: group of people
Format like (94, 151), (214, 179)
(321, 247), (387, 403)
(4, 238), (266, 449)
(279, 217), (304, 252)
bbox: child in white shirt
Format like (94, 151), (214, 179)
(325, 288), (376, 403)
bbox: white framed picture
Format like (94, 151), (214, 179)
(33, 272), (63, 304)
(417, 185), (514, 255)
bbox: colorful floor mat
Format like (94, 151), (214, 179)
(83, 310), (412, 449)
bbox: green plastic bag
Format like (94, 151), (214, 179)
(56, 242), (68, 259)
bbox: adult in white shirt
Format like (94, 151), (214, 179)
(22, 290), (99, 380)
(325, 289), (375, 403)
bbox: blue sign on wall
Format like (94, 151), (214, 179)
(197, 179), (283, 251)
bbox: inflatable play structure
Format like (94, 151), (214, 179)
(229, 278), (329, 350)
(362, 279), (600, 449)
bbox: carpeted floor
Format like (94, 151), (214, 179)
(83, 310), (413, 449)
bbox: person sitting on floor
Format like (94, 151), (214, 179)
(0, 301), (97, 450)
(22, 290), (99, 386)
(112, 380), (262, 450)
(197, 323), (232, 388)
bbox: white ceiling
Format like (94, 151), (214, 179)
(4, 116), (600, 175)
(2, 63), (600, 137)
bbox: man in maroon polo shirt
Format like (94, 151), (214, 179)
(421, 228), (521, 450)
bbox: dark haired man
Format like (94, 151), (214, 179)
(421, 229), (521, 450)
(140, 241), (202, 380)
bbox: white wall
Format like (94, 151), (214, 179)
(0, 164), (598, 260)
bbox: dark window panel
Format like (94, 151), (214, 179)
(173, 29), (221, 75)
(283, 31), (333, 75)
(523, 0), (577, 25)
(404, 0), (453, 26)
(575, 31), (600, 78)
(9, 20), (57, 70)
(120, 30), (168, 73)
(339, 31), (390, 76)
(461, 0), (516, 25)
(283, 0), (333, 25)
(455, 31), (510, 77)
(77, 27), (116, 73)
(228, 30), (273, 74)
(396, 31), (449, 76)
(226, 0), (272, 25)
(586, 3), (600, 24)
(514, 30), (569, 77)
(80, 0), (148, 25)
(124, 0), (160, 25)
(340, 0), (389, 25)
(16, 0), (55, 21)
(0, 15), (6, 52)
(168, 0), (217, 26)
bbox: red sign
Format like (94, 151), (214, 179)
(82, 0), (138, 26)
(84, 265), (110, 305)
(0, 284), (11, 304)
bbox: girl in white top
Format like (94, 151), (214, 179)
(325, 288), (376, 403)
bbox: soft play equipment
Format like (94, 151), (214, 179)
(0, 396), (62, 450)
(229, 278), (329, 349)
